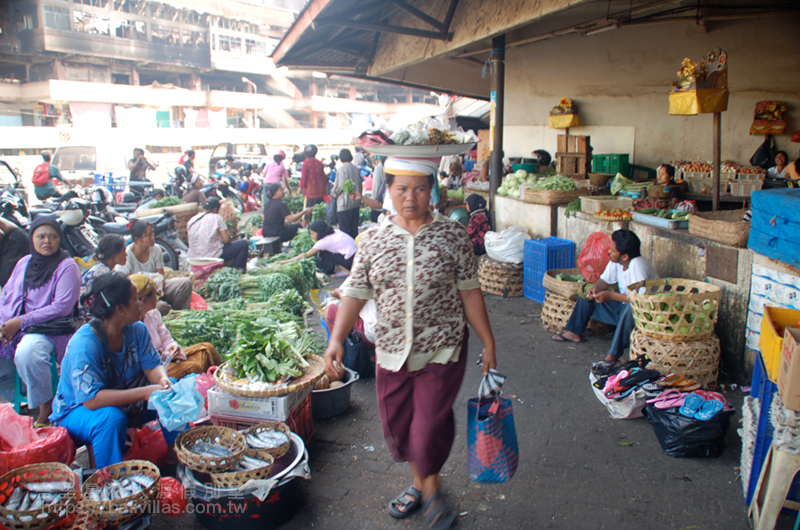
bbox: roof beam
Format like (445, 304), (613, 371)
(320, 19), (452, 40)
(387, 0), (445, 31)
(314, 2), (387, 27)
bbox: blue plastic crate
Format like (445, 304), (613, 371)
(745, 352), (800, 508)
(523, 269), (546, 303)
(524, 237), (575, 276)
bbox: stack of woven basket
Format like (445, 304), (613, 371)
(478, 255), (524, 298)
(540, 268), (612, 336)
(627, 278), (721, 388)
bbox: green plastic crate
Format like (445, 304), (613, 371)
(593, 154), (630, 176)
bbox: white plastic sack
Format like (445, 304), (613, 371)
(484, 225), (529, 264)
(590, 373), (647, 420)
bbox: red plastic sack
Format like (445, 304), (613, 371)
(0, 403), (39, 449)
(190, 291), (208, 310)
(195, 366), (217, 400)
(0, 426), (76, 477)
(190, 262), (223, 287)
(124, 424), (167, 469)
(577, 232), (611, 283)
(159, 477), (188, 517)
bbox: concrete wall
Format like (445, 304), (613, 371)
(504, 17), (800, 169)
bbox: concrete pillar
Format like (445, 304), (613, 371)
(489, 34), (505, 230)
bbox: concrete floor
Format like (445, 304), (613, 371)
(151, 288), (800, 530)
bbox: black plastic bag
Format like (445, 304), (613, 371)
(326, 197), (338, 225)
(342, 331), (374, 378)
(643, 403), (736, 458)
(750, 135), (775, 169)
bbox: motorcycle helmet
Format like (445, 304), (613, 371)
(174, 165), (187, 181)
(241, 163), (253, 178)
(90, 186), (112, 205)
(238, 181), (249, 193)
(533, 149), (552, 167)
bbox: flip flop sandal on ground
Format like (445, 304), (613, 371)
(679, 393), (706, 417)
(694, 399), (724, 420)
(388, 486), (422, 519)
(552, 333), (587, 343)
(423, 491), (456, 530)
(656, 374), (682, 387)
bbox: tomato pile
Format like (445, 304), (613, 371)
(594, 209), (632, 221)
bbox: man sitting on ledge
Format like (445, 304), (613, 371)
(552, 229), (658, 365)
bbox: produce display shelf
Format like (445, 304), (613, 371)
(631, 210), (689, 230)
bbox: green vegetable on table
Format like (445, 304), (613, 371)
(151, 196), (183, 208)
(203, 267), (242, 302)
(240, 273), (296, 302)
(226, 321), (321, 383)
(529, 175), (577, 192)
(564, 198), (581, 218)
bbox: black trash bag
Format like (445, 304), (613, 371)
(750, 135), (775, 169)
(643, 403), (736, 458)
(342, 330), (374, 378)
(326, 197), (338, 225)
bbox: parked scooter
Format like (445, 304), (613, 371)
(0, 189), (31, 229)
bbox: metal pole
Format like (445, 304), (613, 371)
(712, 112), (721, 211)
(489, 34), (505, 230)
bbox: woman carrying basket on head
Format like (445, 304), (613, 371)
(324, 155), (496, 530)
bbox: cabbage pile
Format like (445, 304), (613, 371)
(497, 170), (540, 198)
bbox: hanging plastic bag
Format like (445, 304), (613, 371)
(467, 388), (518, 483)
(195, 366), (217, 399)
(0, 403), (40, 449)
(577, 232), (611, 282)
(190, 291), (208, 310)
(124, 423), (167, 469)
(159, 477), (188, 517)
(147, 374), (204, 432)
(484, 225), (529, 264)
(610, 173), (633, 195)
(643, 403), (736, 458)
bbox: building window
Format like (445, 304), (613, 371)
(73, 11), (110, 35)
(44, 5), (70, 30)
(113, 19), (145, 40)
(73, 0), (108, 7)
(15, 9), (37, 32)
(218, 34), (230, 52)
(245, 38), (266, 56)
(182, 29), (202, 48)
(230, 36), (241, 54)
(151, 24), (179, 46)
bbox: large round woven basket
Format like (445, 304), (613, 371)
(81, 460), (160, 526)
(629, 329), (720, 387)
(214, 354), (325, 397)
(540, 291), (614, 336)
(478, 255), (523, 298)
(210, 449), (274, 489)
(688, 209), (750, 248)
(541, 268), (583, 300)
(175, 426), (246, 474)
(628, 278), (720, 342)
(0, 463), (78, 530)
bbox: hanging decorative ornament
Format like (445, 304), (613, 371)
(749, 101), (788, 135)
(668, 48), (729, 115)
(549, 97), (580, 129)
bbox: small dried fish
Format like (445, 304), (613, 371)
(28, 494), (43, 511)
(191, 441), (232, 458)
(246, 431), (288, 450)
(239, 456), (271, 470)
(23, 482), (73, 494)
(18, 492), (31, 512)
(5, 488), (24, 510)
(128, 475), (155, 489)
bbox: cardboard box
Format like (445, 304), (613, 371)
(779, 327), (800, 411)
(207, 385), (313, 421)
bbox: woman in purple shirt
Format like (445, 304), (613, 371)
(0, 215), (81, 426)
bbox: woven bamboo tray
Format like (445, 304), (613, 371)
(521, 188), (588, 205)
(541, 268), (583, 300)
(244, 422), (292, 458)
(210, 449), (274, 488)
(214, 354), (325, 397)
(540, 291), (614, 336)
(688, 209), (750, 248)
(81, 460), (160, 526)
(175, 426), (246, 474)
(0, 463), (78, 530)
(628, 278), (720, 342)
(629, 329), (720, 387)
(478, 254), (523, 298)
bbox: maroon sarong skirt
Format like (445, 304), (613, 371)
(375, 330), (469, 477)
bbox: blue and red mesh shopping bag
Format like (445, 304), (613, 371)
(467, 396), (519, 483)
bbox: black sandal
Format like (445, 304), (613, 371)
(387, 486), (421, 519)
(422, 490), (456, 530)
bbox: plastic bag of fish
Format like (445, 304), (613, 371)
(3, 480), (73, 521)
(85, 475), (155, 508)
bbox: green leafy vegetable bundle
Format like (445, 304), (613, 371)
(282, 195), (304, 212)
(342, 179), (355, 195)
(530, 175), (577, 192)
(240, 273), (296, 302)
(267, 289), (306, 317)
(152, 196), (183, 208)
(359, 207), (371, 224)
(312, 202), (326, 222)
(203, 267), (242, 302)
(564, 198), (581, 218)
(240, 215), (263, 238)
(226, 321), (321, 383)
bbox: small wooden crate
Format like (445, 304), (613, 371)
(629, 329), (720, 387)
(557, 135), (591, 154)
(478, 255), (523, 298)
(556, 152), (592, 178)
(540, 291), (613, 336)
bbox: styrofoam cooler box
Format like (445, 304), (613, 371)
(207, 385), (313, 422)
(746, 263), (800, 355)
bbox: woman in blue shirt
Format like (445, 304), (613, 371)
(50, 271), (173, 468)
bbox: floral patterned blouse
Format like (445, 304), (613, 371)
(467, 210), (490, 255)
(341, 212), (480, 372)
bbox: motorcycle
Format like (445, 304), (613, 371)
(202, 172), (245, 213)
(93, 211), (185, 271)
(0, 189), (31, 229)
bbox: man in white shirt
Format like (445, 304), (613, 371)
(552, 230), (659, 363)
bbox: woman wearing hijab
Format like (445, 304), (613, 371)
(274, 220), (357, 276)
(465, 194), (490, 255)
(324, 155), (496, 530)
(0, 215), (81, 426)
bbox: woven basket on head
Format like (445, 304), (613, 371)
(210, 449), (274, 489)
(688, 209), (750, 248)
(214, 354), (325, 397)
(628, 278), (720, 342)
(478, 254), (523, 298)
(629, 329), (720, 387)
(175, 426), (246, 474)
(81, 460), (160, 526)
(540, 291), (614, 336)
(541, 268), (583, 300)
(0, 463), (78, 530)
